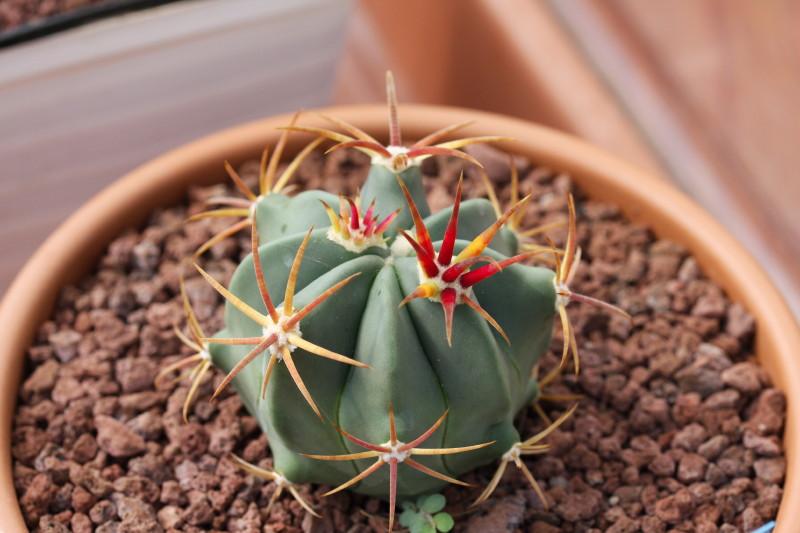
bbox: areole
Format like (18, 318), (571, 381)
(0, 105), (797, 531)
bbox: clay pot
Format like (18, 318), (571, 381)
(1, 105), (798, 531)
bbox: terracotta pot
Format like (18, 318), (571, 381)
(1, 105), (798, 531)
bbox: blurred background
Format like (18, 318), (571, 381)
(1, 0), (798, 320)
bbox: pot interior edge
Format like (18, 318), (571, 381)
(1, 106), (797, 531)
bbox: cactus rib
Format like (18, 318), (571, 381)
(196, 225), (369, 419)
(396, 175), (552, 345)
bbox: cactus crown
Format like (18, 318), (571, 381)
(158, 72), (631, 531)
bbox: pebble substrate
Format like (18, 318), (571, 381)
(0, 0), (108, 31)
(12, 143), (785, 533)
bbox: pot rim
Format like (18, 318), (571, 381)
(1, 103), (797, 532)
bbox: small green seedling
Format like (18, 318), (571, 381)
(399, 494), (454, 533)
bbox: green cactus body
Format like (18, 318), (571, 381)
(208, 164), (557, 498)
(253, 190), (339, 242)
(361, 164), (429, 234)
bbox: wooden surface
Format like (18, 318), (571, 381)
(550, 0), (800, 320)
(333, 0), (800, 320)
(1, 0), (798, 321)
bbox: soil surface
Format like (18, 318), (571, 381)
(0, 0), (108, 31)
(12, 142), (785, 533)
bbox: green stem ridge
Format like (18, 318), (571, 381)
(211, 221), (556, 496)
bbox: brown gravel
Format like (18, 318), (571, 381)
(1, 0), (108, 31)
(12, 142), (784, 532)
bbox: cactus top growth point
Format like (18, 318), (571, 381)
(159, 72), (630, 531)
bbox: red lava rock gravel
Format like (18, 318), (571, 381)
(12, 143), (784, 532)
(1, 0), (108, 31)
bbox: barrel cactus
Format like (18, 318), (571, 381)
(158, 73), (629, 530)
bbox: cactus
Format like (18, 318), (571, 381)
(160, 72), (630, 530)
